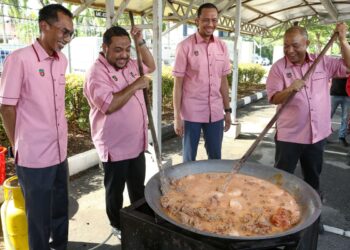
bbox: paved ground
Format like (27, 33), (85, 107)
(66, 97), (350, 250)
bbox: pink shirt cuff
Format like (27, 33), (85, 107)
(172, 70), (185, 77)
(0, 96), (18, 105)
(100, 94), (113, 114)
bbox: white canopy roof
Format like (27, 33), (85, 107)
(61, 0), (350, 35)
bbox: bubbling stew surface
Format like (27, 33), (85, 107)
(160, 172), (301, 237)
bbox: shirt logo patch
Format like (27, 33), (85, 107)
(112, 75), (118, 81)
(194, 50), (199, 56)
(39, 69), (45, 77)
(130, 72), (135, 78)
(286, 72), (293, 78)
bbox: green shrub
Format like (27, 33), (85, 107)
(161, 65), (174, 102)
(65, 74), (90, 132)
(238, 63), (266, 85)
(148, 65), (174, 105)
(226, 63), (266, 88)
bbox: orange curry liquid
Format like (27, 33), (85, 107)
(160, 173), (301, 236)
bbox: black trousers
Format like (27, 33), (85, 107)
(102, 152), (145, 229)
(275, 139), (326, 192)
(16, 159), (69, 250)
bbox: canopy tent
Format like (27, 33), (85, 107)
(54, 0), (350, 152)
(59, 0), (350, 35)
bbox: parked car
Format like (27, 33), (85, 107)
(0, 50), (11, 77)
(253, 54), (263, 65)
(262, 57), (270, 65)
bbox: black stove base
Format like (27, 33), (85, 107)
(120, 198), (319, 250)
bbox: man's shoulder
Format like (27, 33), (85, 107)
(270, 57), (286, 69)
(178, 34), (195, 47)
(6, 45), (33, 61)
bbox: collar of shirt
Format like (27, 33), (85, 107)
(194, 31), (216, 44)
(32, 39), (60, 62)
(284, 52), (314, 68)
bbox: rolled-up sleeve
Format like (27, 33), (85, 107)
(172, 43), (187, 77)
(84, 70), (113, 114)
(325, 56), (347, 78)
(266, 64), (284, 102)
(0, 53), (23, 105)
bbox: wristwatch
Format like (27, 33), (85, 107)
(224, 108), (232, 113)
(138, 39), (146, 46)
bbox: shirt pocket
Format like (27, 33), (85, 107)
(59, 74), (66, 85)
(187, 51), (203, 72)
(311, 71), (327, 81)
(215, 53), (225, 74)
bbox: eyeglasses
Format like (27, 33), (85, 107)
(199, 18), (218, 25)
(49, 23), (75, 39)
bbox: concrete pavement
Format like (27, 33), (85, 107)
(67, 97), (350, 249)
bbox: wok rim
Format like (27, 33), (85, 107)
(145, 159), (322, 240)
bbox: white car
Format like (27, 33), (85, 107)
(262, 57), (270, 65)
(253, 55), (263, 65)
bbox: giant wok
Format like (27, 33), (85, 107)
(145, 160), (321, 240)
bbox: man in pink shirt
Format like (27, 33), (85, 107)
(0, 4), (74, 250)
(173, 3), (232, 162)
(84, 26), (155, 238)
(266, 23), (350, 194)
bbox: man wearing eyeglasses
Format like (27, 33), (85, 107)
(0, 4), (74, 250)
(173, 3), (231, 162)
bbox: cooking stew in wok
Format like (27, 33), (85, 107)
(160, 172), (301, 237)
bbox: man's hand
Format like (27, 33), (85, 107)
(134, 76), (150, 90)
(336, 22), (348, 42)
(224, 113), (231, 132)
(131, 25), (144, 45)
(288, 79), (305, 92)
(174, 118), (184, 137)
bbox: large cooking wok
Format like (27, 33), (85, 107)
(145, 159), (322, 240)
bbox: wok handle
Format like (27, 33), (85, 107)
(128, 12), (168, 194)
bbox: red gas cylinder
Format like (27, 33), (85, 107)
(0, 146), (7, 185)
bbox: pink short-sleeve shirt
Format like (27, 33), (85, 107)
(0, 40), (68, 168)
(266, 54), (347, 144)
(172, 32), (231, 123)
(84, 53), (149, 162)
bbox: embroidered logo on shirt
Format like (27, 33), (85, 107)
(112, 75), (118, 81)
(39, 69), (45, 77)
(130, 72), (135, 78)
(194, 51), (199, 56)
(286, 72), (293, 78)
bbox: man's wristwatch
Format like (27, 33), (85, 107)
(138, 39), (146, 46)
(224, 108), (232, 113)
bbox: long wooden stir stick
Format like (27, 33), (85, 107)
(222, 32), (339, 192)
(128, 12), (169, 194)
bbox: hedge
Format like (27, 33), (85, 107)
(0, 63), (266, 142)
